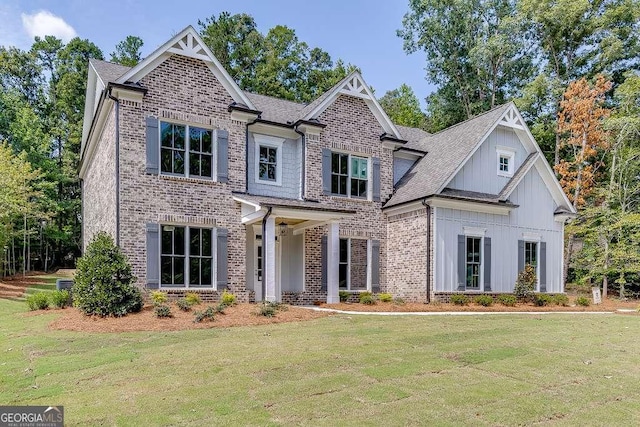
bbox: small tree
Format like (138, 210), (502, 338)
(514, 264), (537, 300)
(73, 232), (142, 316)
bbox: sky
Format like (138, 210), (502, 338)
(0, 0), (436, 108)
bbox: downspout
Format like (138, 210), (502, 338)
(261, 207), (273, 301)
(422, 199), (431, 303)
(293, 125), (305, 199)
(107, 89), (120, 247)
(245, 118), (260, 193)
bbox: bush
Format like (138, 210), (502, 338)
(151, 291), (168, 305)
(474, 295), (494, 307)
(553, 294), (570, 306)
(514, 264), (537, 300)
(176, 298), (192, 311)
(26, 292), (50, 311)
(359, 291), (375, 305)
(378, 293), (393, 302)
(214, 303), (227, 314)
(393, 297), (406, 305)
(497, 294), (517, 307)
(450, 294), (469, 306)
(154, 304), (172, 318)
(576, 296), (591, 306)
(50, 290), (70, 308)
(533, 294), (553, 307)
(256, 301), (287, 317)
(220, 290), (237, 307)
(339, 290), (350, 302)
(193, 307), (216, 323)
(72, 232), (142, 317)
(185, 292), (201, 306)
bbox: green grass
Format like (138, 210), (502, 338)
(2, 297), (640, 426)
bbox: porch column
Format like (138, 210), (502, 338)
(326, 221), (340, 303)
(264, 216), (277, 302)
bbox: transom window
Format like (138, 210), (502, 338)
(466, 236), (482, 289)
(160, 122), (213, 179)
(254, 134), (284, 186)
(339, 238), (369, 291)
(161, 226), (214, 288)
(331, 152), (369, 198)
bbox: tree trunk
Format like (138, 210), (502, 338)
(23, 213), (27, 277)
(563, 233), (574, 286)
(602, 239), (608, 299)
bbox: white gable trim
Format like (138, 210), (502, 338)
(498, 152), (539, 201)
(303, 72), (402, 139)
(115, 26), (255, 109)
(437, 103), (575, 213)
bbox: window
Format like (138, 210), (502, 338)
(466, 236), (482, 289)
(161, 225), (215, 288)
(160, 121), (213, 179)
(338, 238), (369, 291)
(331, 152), (369, 198)
(254, 134), (284, 185)
(524, 241), (537, 268)
(496, 147), (515, 177)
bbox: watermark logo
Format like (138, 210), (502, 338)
(0, 406), (63, 427)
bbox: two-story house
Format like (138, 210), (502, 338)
(80, 26), (576, 305)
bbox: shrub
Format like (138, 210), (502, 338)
(184, 292), (201, 306)
(26, 292), (50, 311)
(378, 293), (393, 303)
(256, 301), (287, 317)
(553, 294), (570, 306)
(154, 304), (172, 318)
(72, 232), (142, 317)
(450, 294), (469, 306)
(176, 298), (192, 311)
(474, 295), (494, 307)
(220, 290), (237, 307)
(151, 291), (168, 305)
(514, 264), (537, 300)
(533, 294), (553, 307)
(193, 307), (216, 323)
(393, 297), (406, 305)
(50, 290), (70, 308)
(339, 290), (350, 302)
(497, 294), (517, 307)
(214, 303), (227, 314)
(576, 296), (591, 306)
(359, 291), (374, 305)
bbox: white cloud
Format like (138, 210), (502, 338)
(21, 10), (77, 42)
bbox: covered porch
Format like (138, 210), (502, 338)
(233, 194), (355, 303)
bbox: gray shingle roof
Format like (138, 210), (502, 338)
(438, 188), (517, 207)
(90, 59), (131, 84)
(498, 152), (539, 201)
(396, 125), (430, 146)
(385, 103), (512, 208)
(243, 92), (305, 124)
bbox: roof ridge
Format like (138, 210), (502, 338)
(425, 102), (512, 138)
(243, 91), (306, 107)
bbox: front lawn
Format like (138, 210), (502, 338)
(1, 298), (640, 426)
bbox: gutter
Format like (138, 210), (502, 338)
(293, 124), (306, 199)
(107, 88), (121, 247)
(422, 199), (431, 304)
(261, 207), (273, 302)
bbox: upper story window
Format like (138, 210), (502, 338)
(160, 121), (214, 179)
(331, 152), (369, 198)
(254, 134), (284, 186)
(496, 147), (515, 177)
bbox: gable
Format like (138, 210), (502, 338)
(318, 95), (386, 150)
(509, 165), (560, 229)
(446, 126), (530, 195)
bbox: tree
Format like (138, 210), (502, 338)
(378, 84), (428, 129)
(399, 0), (534, 129)
(110, 35), (144, 67)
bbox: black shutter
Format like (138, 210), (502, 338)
(217, 228), (229, 290)
(145, 117), (159, 174)
(146, 223), (160, 289)
(371, 239), (380, 292)
(321, 235), (327, 291)
(322, 148), (331, 195)
(457, 235), (466, 291)
(215, 129), (229, 183)
(539, 242), (547, 292)
(372, 157), (381, 202)
(484, 237), (491, 291)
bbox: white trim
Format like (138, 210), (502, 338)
(463, 235), (484, 291)
(522, 232), (541, 242)
(496, 147), (515, 178)
(329, 151), (372, 201)
(463, 226), (487, 237)
(426, 198), (513, 216)
(522, 239), (541, 291)
(382, 200), (425, 216)
(116, 26), (254, 108)
(394, 150), (423, 161)
(79, 96), (114, 179)
(498, 152), (540, 201)
(158, 120), (217, 181)
(254, 134), (285, 186)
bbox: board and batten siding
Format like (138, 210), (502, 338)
(435, 166), (564, 293)
(448, 127), (527, 195)
(247, 132), (302, 199)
